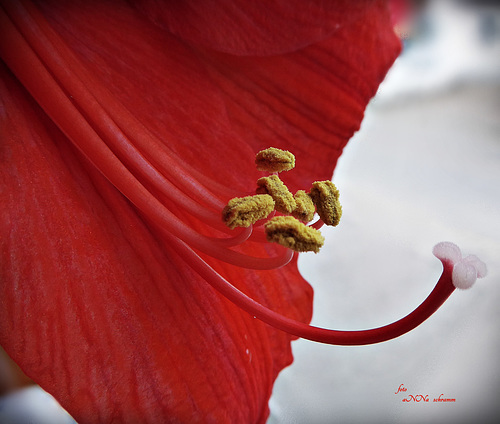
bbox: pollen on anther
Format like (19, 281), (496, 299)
(255, 147), (295, 173)
(292, 190), (315, 223)
(310, 181), (342, 226)
(256, 175), (296, 214)
(222, 194), (275, 229)
(265, 216), (325, 253)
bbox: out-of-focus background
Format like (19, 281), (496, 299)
(1, 1), (499, 423)
(269, 1), (500, 423)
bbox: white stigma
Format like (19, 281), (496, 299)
(433, 241), (487, 290)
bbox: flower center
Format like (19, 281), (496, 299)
(222, 147), (342, 253)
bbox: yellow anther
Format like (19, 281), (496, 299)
(255, 147), (295, 173)
(222, 194), (275, 229)
(309, 181), (342, 226)
(256, 175), (296, 214)
(265, 216), (325, 253)
(292, 190), (315, 223)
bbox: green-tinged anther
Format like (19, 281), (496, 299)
(256, 175), (296, 214)
(292, 190), (315, 223)
(310, 181), (342, 226)
(222, 194), (275, 229)
(222, 148), (343, 253)
(255, 147), (295, 173)
(265, 216), (324, 253)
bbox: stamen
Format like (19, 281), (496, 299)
(255, 147), (295, 173)
(291, 190), (315, 223)
(256, 175), (296, 214)
(222, 195), (275, 229)
(309, 181), (342, 226)
(265, 216), (324, 253)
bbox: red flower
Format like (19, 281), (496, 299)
(3, 0), (481, 423)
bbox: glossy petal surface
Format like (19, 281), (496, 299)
(0, 0), (400, 422)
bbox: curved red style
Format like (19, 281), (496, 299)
(0, 0), (401, 422)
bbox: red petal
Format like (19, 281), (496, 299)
(0, 0), (400, 422)
(0, 63), (312, 422)
(131, 0), (378, 55)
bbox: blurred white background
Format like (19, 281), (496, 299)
(269, 1), (500, 423)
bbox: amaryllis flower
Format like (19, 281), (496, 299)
(0, 0), (486, 423)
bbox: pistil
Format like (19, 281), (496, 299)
(175, 236), (487, 346)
